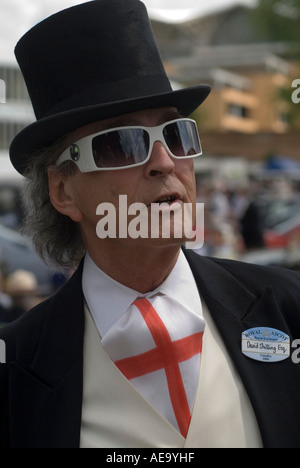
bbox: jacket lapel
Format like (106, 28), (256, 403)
(185, 251), (300, 448)
(9, 263), (85, 448)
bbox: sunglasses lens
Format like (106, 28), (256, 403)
(92, 129), (150, 168)
(163, 120), (201, 158)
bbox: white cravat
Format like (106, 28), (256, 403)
(102, 294), (205, 436)
(82, 250), (204, 338)
(82, 251), (205, 435)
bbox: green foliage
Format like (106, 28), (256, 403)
(253, 0), (300, 57)
(252, 1), (300, 126)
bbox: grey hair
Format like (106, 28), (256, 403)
(22, 140), (86, 269)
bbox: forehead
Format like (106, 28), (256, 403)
(65, 107), (181, 145)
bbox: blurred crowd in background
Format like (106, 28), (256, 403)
(0, 172), (299, 328)
(195, 174), (300, 269)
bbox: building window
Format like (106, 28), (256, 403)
(278, 112), (289, 125)
(0, 122), (28, 150)
(0, 66), (29, 101)
(227, 103), (250, 119)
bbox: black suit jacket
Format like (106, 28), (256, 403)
(1, 251), (300, 448)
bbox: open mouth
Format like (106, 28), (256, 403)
(152, 193), (183, 206)
(155, 195), (178, 204)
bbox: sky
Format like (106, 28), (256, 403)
(0, 0), (255, 63)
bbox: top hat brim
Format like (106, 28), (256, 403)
(10, 84), (211, 176)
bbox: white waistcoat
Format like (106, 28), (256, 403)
(80, 302), (263, 448)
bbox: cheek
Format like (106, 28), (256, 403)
(74, 172), (136, 221)
(77, 189), (98, 223)
(72, 174), (108, 220)
(104, 170), (142, 201)
(177, 160), (196, 199)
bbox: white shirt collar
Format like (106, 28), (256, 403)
(82, 250), (203, 338)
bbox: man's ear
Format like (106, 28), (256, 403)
(48, 165), (83, 223)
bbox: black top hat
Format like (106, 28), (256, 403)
(10, 0), (211, 175)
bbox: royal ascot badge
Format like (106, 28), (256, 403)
(242, 327), (290, 363)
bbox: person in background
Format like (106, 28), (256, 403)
(0, 271), (12, 327)
(3, 270), (39, 323)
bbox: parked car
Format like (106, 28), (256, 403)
(241, 196), (300, 250)
(263, 199), (300, 249)
(0, 181), (24, 230)
(0, 223), (66, 296)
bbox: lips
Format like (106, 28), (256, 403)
(155, 195), (177, 204)
(152, 192), (182, 205)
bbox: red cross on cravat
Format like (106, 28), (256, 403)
(115, 298), (203, 438)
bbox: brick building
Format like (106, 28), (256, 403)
(151, 4), (300, 165)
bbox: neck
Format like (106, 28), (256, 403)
(86, 241), (182, 293)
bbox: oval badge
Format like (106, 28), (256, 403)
(242, 327), (290, 363)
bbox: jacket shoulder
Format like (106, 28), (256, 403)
(185, 251), (300, 337)
(205, 255), (300, 333)
(211, 256), (300, 297)
(185, 249), (300, 312)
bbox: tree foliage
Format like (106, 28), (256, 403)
(254, 0), (300, 57)
(252, 1), (300, 126)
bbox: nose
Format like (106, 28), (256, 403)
(144, 142), (176, 178)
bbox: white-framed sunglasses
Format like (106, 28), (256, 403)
(56, 118), (202, 172)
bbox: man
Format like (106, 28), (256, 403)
(3, 270), (39, 323)
(1, 0), (300, 448)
